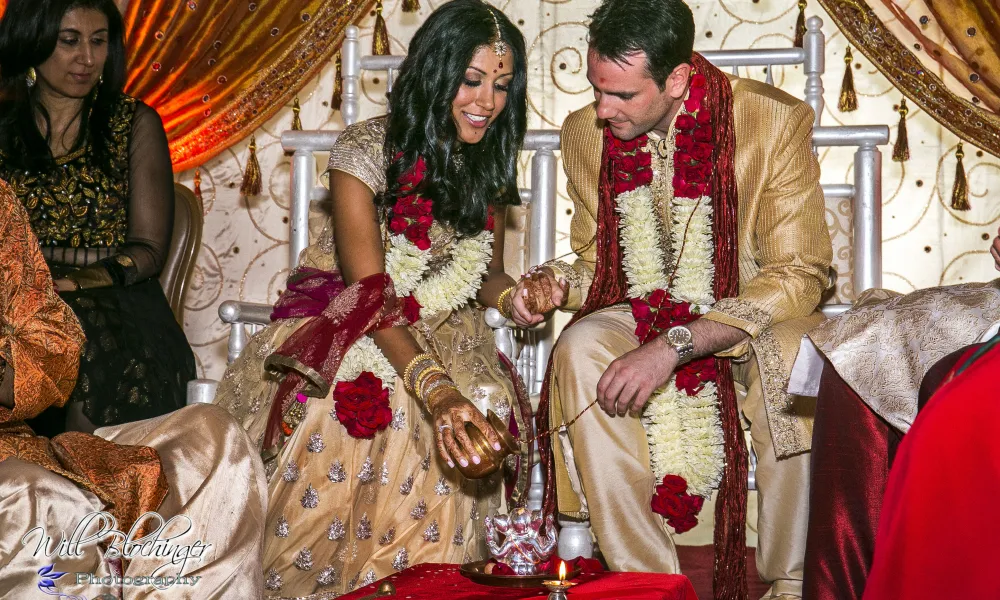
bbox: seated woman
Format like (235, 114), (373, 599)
(211, 1), (533, 596)
(801, 234), (1000, 600)
(0, 179), (265, 598)
(0, 0), (195, 434)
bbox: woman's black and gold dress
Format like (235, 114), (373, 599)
(0, 94), (195, 433)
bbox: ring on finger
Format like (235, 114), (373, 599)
(438, 424), (453, 432)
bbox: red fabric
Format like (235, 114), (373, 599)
(339, 563), (698, 600)
(262, 272), (409, 453)
(802, 359), (902, 600)
(534, 52), (743, 600)
(862, 339), (1000, 600)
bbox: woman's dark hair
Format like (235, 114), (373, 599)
(0, 0), (127, 171)
(378, 0), (527, 236)
(588, 0), (695, 89)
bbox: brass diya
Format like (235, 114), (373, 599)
(456, 409), (519, 479)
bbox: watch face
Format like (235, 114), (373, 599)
(667, 326), (692, 346)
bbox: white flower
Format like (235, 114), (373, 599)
(384, 234), (428, 297)
(414, 231), (493, 318)
(616, 187), (669, 297)
(334, 336), (397, 392)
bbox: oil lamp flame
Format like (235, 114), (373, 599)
(558, 560), (566, 582)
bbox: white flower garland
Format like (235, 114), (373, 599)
(334, 335), (397, 392)
(616, 138), (725, 499)
(385, 229), (493, 320)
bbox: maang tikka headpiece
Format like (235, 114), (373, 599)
(489, 10), (508, 65)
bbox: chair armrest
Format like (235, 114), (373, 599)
(187, 378), (219, 405)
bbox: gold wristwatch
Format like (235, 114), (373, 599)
(665, 325), (695, 365)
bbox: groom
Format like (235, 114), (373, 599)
(510, 1), (831, 598)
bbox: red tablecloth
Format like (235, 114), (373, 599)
(340, 563), (698, 600)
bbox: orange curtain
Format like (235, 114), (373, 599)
(0, 0), (373, 171)
(819, 0), (1000, 157)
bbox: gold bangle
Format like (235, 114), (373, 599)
(496, 286), (515, 320)
(414, 365), (446, 397)
(422, 374), (459, 412)
(403, 353), (435, 393)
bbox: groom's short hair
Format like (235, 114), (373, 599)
(588, 0), (695, 90)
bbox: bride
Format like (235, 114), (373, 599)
(212, 1), (533, 596)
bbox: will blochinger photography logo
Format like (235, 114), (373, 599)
(23, 510), (211, 598)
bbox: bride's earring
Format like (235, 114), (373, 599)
(25, 67), (36, 88)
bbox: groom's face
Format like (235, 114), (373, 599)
(587, 48), (689, 141)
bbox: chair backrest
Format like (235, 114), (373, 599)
(160, 182), (203, 324)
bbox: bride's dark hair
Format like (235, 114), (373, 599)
(376, 0), (527, 236)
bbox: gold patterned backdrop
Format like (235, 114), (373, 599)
(176, 0), (1000, 380)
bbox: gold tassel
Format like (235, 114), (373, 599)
(291, 97), (303, 131)
(331, 53), (343, 112)
(372, 0), (390, 56)
(839, 47), (858, 112)
(241, 135), (262, 197)
(193, 168), (204, 204)
(402, 0), (419, 12)
(793, 0), (807, 48)
(892, 98), (910, 162)
(951, 143), (970, 211)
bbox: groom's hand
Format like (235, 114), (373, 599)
(597, 337), (678, 418)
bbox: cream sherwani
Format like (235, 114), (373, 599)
(548, 76), (832, 597)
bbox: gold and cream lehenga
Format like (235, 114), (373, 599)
(212, 117), (529, 599)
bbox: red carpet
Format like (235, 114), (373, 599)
(677, 545), (770, 600)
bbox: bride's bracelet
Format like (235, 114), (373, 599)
(403, 353), (439, 393)
(496, 286), (516, 320)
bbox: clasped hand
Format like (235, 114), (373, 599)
(508, 267), (568, 328)
(596, 336), (678, 418)
(430, 387), (503, 469)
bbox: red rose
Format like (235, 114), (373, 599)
(630, 297), (653, 321)
(696, 109), (711, 125)
(668, 514), (698, 534)
(690, 73), (706, 88)
(651, 489), (686, 519)
(669, 301), (692, 323)
(402, 294), (422, 324)
(675, 114), (696, 131)
(680, 183), (702, 199)
(675, 134), (694, 152)
(389, 216), (408, 234)
(618, 153), (638, 173)
(634, 167), (654, 188)
(683, 98), (701, 114)
(688, 85), (707, 103)
(683, 165), (706, 183)
(654, 309), (673, 330)
(648, 289), (668, 306)
(333, 372), (392, 438)
(684, 494), (705, 514)
(415, 197), (433, 215)
(658, 474), (688, 495)
(693, 126), (713, 143)
(675, 365), (704, 395)
(691, 142), (713, 162)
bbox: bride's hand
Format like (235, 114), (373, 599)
(430, 387), (503, 469)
